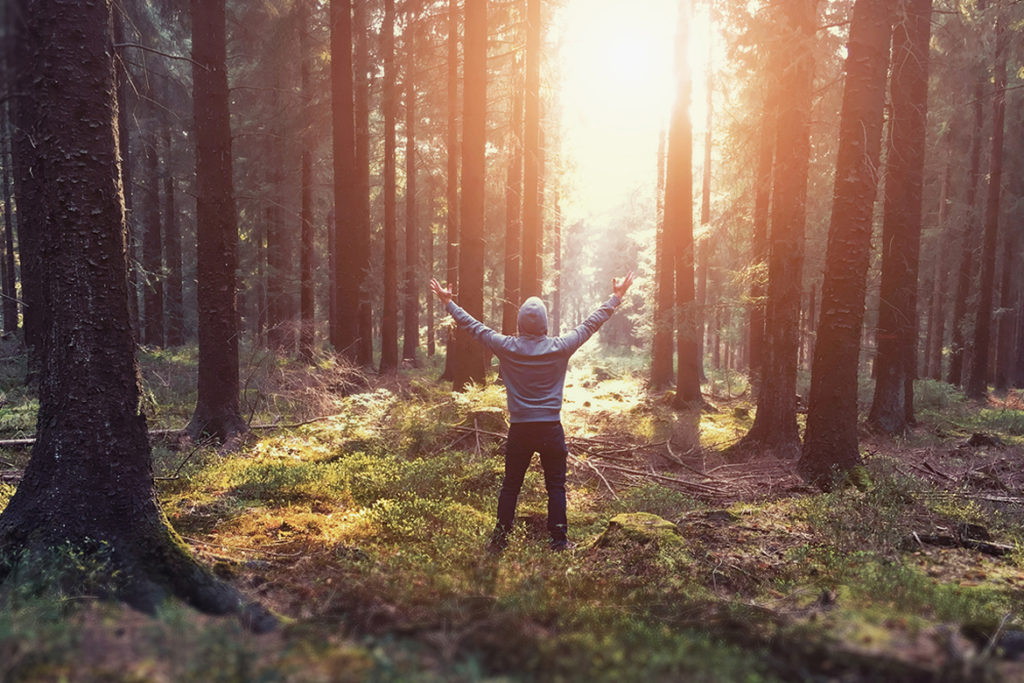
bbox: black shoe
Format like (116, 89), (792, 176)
(548, 538), (576, 552)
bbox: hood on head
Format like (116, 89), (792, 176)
(517, 296), (548, 336)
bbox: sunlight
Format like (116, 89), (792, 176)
(555, 0), (715, 225)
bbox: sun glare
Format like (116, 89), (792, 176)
(555, 0), (714, 225)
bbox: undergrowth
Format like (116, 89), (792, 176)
(1, 352), (1023, 680)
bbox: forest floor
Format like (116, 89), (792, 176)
(1, 341), (1024, 681)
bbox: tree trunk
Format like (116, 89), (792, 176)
(299, 0), (315, 363)
(353, 0), (374, 366)
(965, 5), (1008, 400)
(331, 0), (359, 359)
(925, 143), (953, 380)
(520, 0), (542, 299)
(441, 0), (459, 381)
(265, 66), (293, 354)
(740, 0), (817, 453)
(141, 135), (164, 348)
(947, 41), (987, 386)
(0, 111), (17, 336)
(798, 0), (892, 487)
(380, 0), (399, 373)
(162, 117), (185, 348)
(867, 0), (931, 433)
(187, 0), (246, 443)
(552, 190), (561, 336)
(0, 0), (271, 631)
(503, 85), (523, 336)
(651, 129), (674, 389)
(667, 0), (701, 409)
(451, 0), (488, 390)
(402, 6), (421, 365)
(112, 5), (139, 341)
(995, 227), (1017, 391)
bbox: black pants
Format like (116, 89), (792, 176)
(497, 421), (568, 541)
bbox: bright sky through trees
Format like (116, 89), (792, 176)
(555, 0), (715, 225)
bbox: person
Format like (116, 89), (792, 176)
(430, 272), (635, 551)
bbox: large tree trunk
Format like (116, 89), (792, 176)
(798, 0), (892, 488)
(187, 0), (246, 443)
(141, 134), (164, 347)
(299, 0), (315, 363)
(353, 0), (374, 366)
(112, 4), (139, 341)
(380, 0), (400, 373)
(650, 129), (674, 390)
(451, 0), (488, 390)
(740, 0), (817, 452)
(402, 6), (421, 365)
(965, 5), (1008, 400)
(867, 0), (931, 433)
(667, 0), (701, 409)
(331, 0), (359, 360)
(0, 0), (271, 631)
(440, 0), (459, 381)
(520, 0), (542, 299)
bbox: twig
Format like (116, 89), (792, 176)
(156, 436), (216, 481)
(570, 454), (619, 500)
(182, 536), (302, 559)
(0, 458), (14, 468)
(586, 461), (723, 494)
(665, 440), (724, 481)
(981, 613), (1014, 660)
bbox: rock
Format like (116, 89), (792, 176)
(593, 512), (683, 549)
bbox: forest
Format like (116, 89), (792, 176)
(1, 0), (1024, 679)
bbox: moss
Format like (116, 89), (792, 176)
(593, 512), (684, 549)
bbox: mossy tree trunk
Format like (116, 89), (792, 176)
(0, 0), (271, 630)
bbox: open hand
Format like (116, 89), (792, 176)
(612, 271), (635, 299)
(430, 278), (453, 306)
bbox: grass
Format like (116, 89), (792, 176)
(2, 348), (1024, 680)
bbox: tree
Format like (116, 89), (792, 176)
(747, 94), (774, 393)
(965, 3), (1009, 400)
(331, 0), (359, 360)
(1, 112), (17, 336)
(520, 0), (542, 299)
(141, 133), (164, 347)
(739, 0), (817, 452)
(798, 0), (892, 487)
(402, 3), (422, 364)
(380, 0), (400, 373)
(666, 0), (701, 408)
(451, 0), (488, 389)
(650, 129), (674, 389)
(868, 0), (932, 433)
(299, 0), (315, 363)
(353, 0), (374, 366)
(162, 104), (185, 348)
(440, 0), (460, 381)
(0, 0), (271, 630)
(187, 0), (246, 443)
(503, 84), (523, 336)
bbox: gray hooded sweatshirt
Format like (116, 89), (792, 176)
(445, 294), (621, 423)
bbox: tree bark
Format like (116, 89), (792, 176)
(113, 4), (139, 341)
(331, 0), (359, 360)
(141, 134), (164, 347)
(520, 0), (542, 299)
(187, 0), (246, 443)
(402, 5), (421, 364)
(441, 0), (460, 381)
(965, 4), (1008, 400)
(0, 110), (17, 336)
(748, 96), (774, 393)
(299, 0), (315, 363)
(0, 0), (272, 630)
(924, 142), (953, 380)
(867, 0), (931, 433)
(380, 0), (400, 373)
(353, 0), (374, 366)
(503, 85), (523, 336)
(667, 0), (701, 409)
(451, 0), (488, 390)
(650, 129), (674, 389)
(740, 0), (817, 452)
(799, 0), (892, 487)
(162, 117), (185, 347)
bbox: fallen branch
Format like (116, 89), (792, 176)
(904, 532), (1014, 557)
(570, 454), (619, 500)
